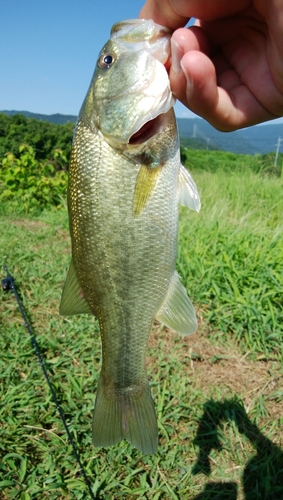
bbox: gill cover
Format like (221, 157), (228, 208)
(81, 19), (175, 143)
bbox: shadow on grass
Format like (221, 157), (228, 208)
(192, 398), (283, 500)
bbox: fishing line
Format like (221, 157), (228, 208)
(1, 264), (96, 500)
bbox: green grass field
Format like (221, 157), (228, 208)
(0, 168), (282, 499)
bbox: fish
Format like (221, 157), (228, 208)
(60, 18), (200, 455)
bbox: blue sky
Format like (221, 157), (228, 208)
(2, 1), (283, 127)
(0, 0), (195, 118)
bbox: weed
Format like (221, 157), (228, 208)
(0, 168), (282, 498)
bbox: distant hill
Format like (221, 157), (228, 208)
(1, 110), (283, 155)
(177, 118), (283, 155)
(1, 110), (77, 125)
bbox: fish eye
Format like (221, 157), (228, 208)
(98, 53), (115, 69)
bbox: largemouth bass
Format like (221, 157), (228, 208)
(60, 19), (200, 455)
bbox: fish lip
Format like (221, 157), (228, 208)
(111, 19), (172, 44)
(129, 113), (167, 145)
(127, 88), (175, 145)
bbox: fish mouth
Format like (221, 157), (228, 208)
(129, 115), (163, 145)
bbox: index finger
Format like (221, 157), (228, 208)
(139, 0), (189, 30)
(139, 0), (251, 30)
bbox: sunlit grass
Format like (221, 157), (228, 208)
(178, 170), (283, 358)
(0, 169), (282, 499)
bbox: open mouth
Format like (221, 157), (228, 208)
(129, 116), (161, 145)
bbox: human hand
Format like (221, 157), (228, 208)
(139, 0), (283, 131)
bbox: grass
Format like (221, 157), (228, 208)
(0, 168), (282, 499)
(178, 169), (283, 357)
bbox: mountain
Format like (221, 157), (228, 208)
(1, 110), (77, 125)
(1, 110), (283, 155)
(177, 118), (283, 155)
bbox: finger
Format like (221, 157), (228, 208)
(174, 50), (275, 130)
(139, 0), (189, 30)
(139, 0), (251, 30)
(170, 27), (276, 130)
(170, 26), (210, 90)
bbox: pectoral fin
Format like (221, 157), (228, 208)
(156, 271), (197, 335)
(59, 260), (92, 316)
(178, 164), (201, 212)
(133, 163), (162, 216)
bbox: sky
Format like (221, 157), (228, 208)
(0, 0), (195, 119)
(1, 1), (283, 127)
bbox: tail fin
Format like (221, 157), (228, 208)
(92, 378), (158, 455)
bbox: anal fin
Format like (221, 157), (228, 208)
(156, 271), (197, 335)
(59, 259), (92, 316)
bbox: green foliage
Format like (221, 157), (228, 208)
(181, 147), (283, 177)
(0, 113), (74, 163)
(180, 137), (219, 151)
(178, 169), (283, 355)
(0, 173), (282, 497)
(0, 144), (68, 213)
(0, 116), (282, 496)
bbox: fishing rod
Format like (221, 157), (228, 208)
(1, 264), (96, 500)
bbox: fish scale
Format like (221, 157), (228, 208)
(60, 19), (200, 454)
(70, 116), (178, 374)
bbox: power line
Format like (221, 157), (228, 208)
(274, 137), (283, 167)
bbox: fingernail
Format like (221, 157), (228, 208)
(171, 38), (183, 73)
(180, 60), (193, 89)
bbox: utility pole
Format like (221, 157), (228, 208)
(274, 137), (283, 167)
